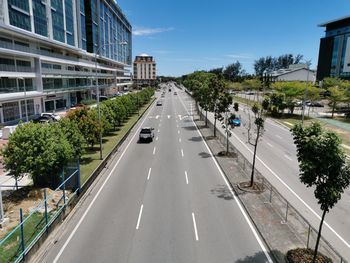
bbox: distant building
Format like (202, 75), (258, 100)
(133, 54), (156, 85)
(0, 0), (132, 125)
(317, 16), (350, 80)
(269, 64), (316, 82)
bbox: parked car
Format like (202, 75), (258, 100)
(139, 127), (154, 142)
(33, 113), (61, 123)
(306, 101), (324, 107)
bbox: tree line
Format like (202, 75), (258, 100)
(2, 88), (154, 188)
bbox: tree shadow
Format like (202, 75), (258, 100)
(183, 125), (197, 131)
(210, 185), (234, 200)
(199, 152), (212, 158)
(235, 250), (285, 263)
(188, 136), (202, 142)
(80, 156), (93, 165)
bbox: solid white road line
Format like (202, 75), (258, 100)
(156, 136), (159, 141)
(284, 155), (293, 161)
(178, 94), (273, 262)
(147, 168), (152, 180)
(185, 171), (189, 185)
(266, 142), (274, 148)
(153, 147), (156, 155)
(136, 204), (144, 230)
(192, 213), (199, 241)
(53, 101), (156, 263)
(181, 149), (184, 157)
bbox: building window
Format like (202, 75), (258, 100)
(51, 0), (65, 43)
(65, 0), (75, 46)
(20, 99), (35, 118)
(8, 0), (31, 31)
(3, 101), (20, 122)
(32, 0), (48, 36)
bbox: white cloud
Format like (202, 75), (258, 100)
(133, 27), (174, 36)
(226, 54), (254, 60)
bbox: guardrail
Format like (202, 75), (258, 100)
(195, 106), (347, 263)
(0, 163), (80, 263)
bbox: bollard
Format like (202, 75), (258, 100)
(306, 225), (311, 248)
(269, 185), (273, 203)
(62, 170), (66, 206)
(44, 189), (49, 234)
(20, 208), (25, 259)
(281, 203), (289, 224)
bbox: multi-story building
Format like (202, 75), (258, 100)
(133, 54), (156, 86)
(317, 16), (350, 81)
(0, 0), (132, 124)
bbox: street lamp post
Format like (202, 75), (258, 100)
(18, 77), (28, 122)
(95, 41), (128, 160)
(301, 60), (312, 126)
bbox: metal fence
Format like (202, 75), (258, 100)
(0, 162), (80, 263)
(197, 108), (346, 263)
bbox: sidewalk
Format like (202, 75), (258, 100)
(194, 111), (344, 262)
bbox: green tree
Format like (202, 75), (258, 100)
(246, 99), (269, 187)
(223, 61), (245, 82)
(58, 118), (85, 158)
(328, 86), (346, 118)
(67, 107), (102, 148)
(2, 122), (74, 188)
(291, 123), (350, 262)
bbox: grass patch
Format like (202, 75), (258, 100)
(0, 212), (46, 263)
(233, 96), (258, 107)
(80, 102), (153, 184)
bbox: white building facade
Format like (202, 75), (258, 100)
(0, 0), (132, 124)
(270, 65), (316, 82)
(133, 54), (156, 85)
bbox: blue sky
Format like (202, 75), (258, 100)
(117, 0), (349, 77)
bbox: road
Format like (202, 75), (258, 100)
(34, 84), (272, 263)
(199, 90), (350, 259)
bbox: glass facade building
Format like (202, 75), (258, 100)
(317, 16), (350, 80)
(0, 0), (132, 124)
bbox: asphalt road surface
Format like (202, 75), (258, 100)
(34, 85), (272, 263)
(200, 90), (350, 259)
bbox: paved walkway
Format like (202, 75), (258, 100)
(316, 117), (350, 132)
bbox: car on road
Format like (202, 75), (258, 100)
(139, 127), (154, 142)
(168, 88), (171, 92)
(174, 92), (177, 95)
(156, 100), (163, 106)
(228, 114), (241, 127)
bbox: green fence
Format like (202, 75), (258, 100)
(0, 162), (80, 263)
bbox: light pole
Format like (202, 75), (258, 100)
(95, 41), (128, 160)
(18, 77), (28, 122)
(301, 60), (312, 126)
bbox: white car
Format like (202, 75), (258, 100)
(156, 100), (163, 106)
(139, 127), (154, 142)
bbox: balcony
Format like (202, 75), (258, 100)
(0, 64), (35, 73)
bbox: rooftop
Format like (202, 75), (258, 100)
(318, 15), (350, 27)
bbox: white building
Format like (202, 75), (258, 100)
(133, 54), (156, 85)
(0, 0), (132, 124)
(270, 64), (316, 82)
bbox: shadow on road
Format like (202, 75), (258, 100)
(235, 250), (284, 263)
(210, 185), (233, 200)
(198, 151), (211, 158)
(188, 136), (202, 142)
